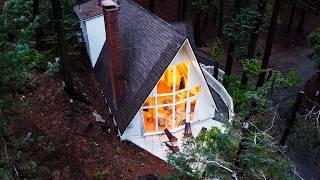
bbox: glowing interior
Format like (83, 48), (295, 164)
(143, 61), (201, 133)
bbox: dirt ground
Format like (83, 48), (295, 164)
(7, 56), (174, 179)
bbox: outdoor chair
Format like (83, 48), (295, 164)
(183, 122), (193, 138)
(164, 128), (178, 144)
(164, 142), (179, 153)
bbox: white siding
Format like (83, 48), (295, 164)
(85, 15), (106, 67)
(122, 40), (217, 139)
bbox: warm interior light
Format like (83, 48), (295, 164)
(176, 62), (188, 91)
(176, 90), (187, 102)
(143, 108), (156, 132)
(175, 102), (186, 127)
(142, 61), (201, 133)
(189, 86), (201, 97)
(190, 100), (196, 121)
(157, 66), (174, 94)
(158, 106), (173, 130)
(158, 95), (173, 105)
(143, 97), (155, 107)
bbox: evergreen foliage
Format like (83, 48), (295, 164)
(224, 6), (259, 57)
(307, 30), (320, 54)
(168, 125), (294, 179)
(211, 40), (224, 63)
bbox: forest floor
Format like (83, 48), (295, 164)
(6, 56), (174, 179)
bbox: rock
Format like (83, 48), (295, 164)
(93, 111), (106, 123)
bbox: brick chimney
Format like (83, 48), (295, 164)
(101, 0), (126, 107)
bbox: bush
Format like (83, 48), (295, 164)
(307, 30), (320, 54)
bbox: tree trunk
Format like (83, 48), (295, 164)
(33, 0), (39, 18)
(286, 0), (296, 33)
(223, 42), (235, 86)
(240, 70), (248, 87)
(33, 0), (41, 48)
(243, 0), (267, 87)
(256, 0), (282, 89)
(235, 121), (250, 178)
(297, 9), (306, 33)
(203, 12), (209, 30)
(178, 0), (182, 21)
(212, 5), (217, 25)
(280, 91), (304, 145)
(181, 0), (187, 21)
(247, 0), (267, 58)
(316, 3), (320, 15)
(217, 0), (224, 38)
(194, 11), (203, 47)
(223, 0), (242, 80)
(214, 62), (219, 79)
(149, 0), (155, 13)
(50, 0), (74, 92)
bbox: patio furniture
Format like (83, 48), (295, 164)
(200, 127), (207, 134)
(183, 122), (192, 138)
(164, 142), (180, 153)
(164, 128), (178, 143)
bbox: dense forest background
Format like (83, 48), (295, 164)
(1, 0), (320, 179)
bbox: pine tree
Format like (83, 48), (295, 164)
(256, 0), (282, 88)
(50, 0), (74, 93)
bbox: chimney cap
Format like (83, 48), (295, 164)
(101, 0), (119, 9)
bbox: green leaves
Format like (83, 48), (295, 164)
(243, 58), (262, 75)
(211, 40), (224, 63)
(224, 6), (259, 57)
(307, 30), (320, 54)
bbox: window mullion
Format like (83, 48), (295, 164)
(155, 88), (158, 132)
(172, 65), (176, 129)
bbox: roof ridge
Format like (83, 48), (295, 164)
(124, 0), (186, 39)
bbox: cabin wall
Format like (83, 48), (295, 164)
(80, 21), (91, 58)
(121, 40), (216, 139)
(84, 15), (106, 67)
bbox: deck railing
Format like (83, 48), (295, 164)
(201, 65), (225, 83)
(200, 64), (234, 122)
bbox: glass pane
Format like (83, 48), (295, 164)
(143, 97), (155, 107)
(157, 65), (174, 94)
(158, 95), (173, 105)
(175, 102), (186, 127)
(175, 62), (189, 91)
(189, 85), (201, 97)
(190, 100), (196, 121)
(175, 90), (187, 102)
(143, 108), (156, 133)
(158, 106), (173, 131)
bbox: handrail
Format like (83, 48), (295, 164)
(201, 65), (225, 83)
(200, 64), (234, 122)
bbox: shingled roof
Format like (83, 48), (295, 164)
(75, 0), (186, 133)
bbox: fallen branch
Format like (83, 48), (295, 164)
(205, 160), (238, 180)
(1, 132), (19, 177)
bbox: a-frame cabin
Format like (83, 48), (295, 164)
(74, 0), (225, 159)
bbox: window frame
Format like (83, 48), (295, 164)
(141, 61), (202, 136)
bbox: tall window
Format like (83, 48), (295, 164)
(142, 61), (201, 134)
